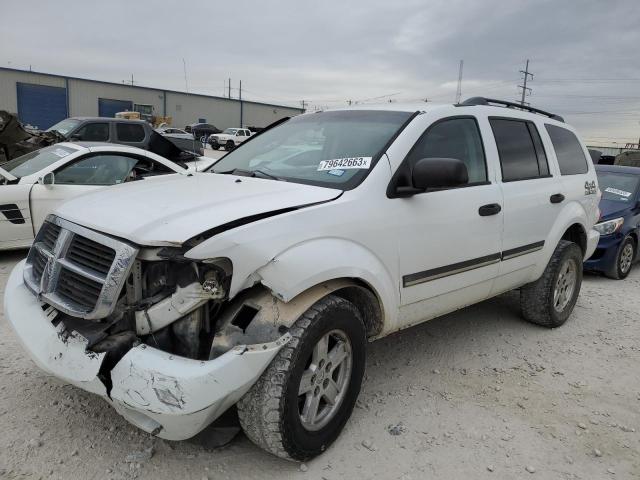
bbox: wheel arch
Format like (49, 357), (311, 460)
(255, 238), (398, 337)
(561, 222), (587, 256)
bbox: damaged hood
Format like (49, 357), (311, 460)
(53, 173), (341, 246)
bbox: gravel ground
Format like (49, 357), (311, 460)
(1, 250), (639, 479)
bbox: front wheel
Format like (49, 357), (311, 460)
(237, 295), (366, 461)
(607, 236), (636, 279)
(520, 240), (583, 328)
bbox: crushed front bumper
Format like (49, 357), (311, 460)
(4, 260), (289, 440)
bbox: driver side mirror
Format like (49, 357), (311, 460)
(39, 172), (55, 187)
(392, 158), (468, 198)
(70, 133), (82, 141)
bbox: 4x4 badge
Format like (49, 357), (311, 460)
(585, 180), (597, 195)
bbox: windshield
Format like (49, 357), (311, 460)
(1, 145), (77, 178)
(210, 110), (413, 189)
(222, 128), (238, 135)
(597, 171), (640, 202)
(46, 119), (81, 136)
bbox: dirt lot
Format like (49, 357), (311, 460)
(0, 249), (639, 479)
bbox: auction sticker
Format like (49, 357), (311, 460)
(317, 157), (372, 171)
(604, 187), (632, 198)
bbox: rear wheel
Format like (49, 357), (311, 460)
(607, 236), (636, 279)
(237, 295), (366, 461)
(225, 141), (234, 151)
(520, 240), (583, 328)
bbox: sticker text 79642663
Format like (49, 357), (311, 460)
(317, 157), (372, 171)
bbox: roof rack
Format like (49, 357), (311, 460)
(458, 97), (564, 123)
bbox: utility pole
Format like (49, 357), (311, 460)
(518, 59), (533, 106)
(455, 60), (463, 104)
(228, 78), (231, 99)
(300, 100), (307, 112)
(182, 59), (189, 93)
(239, 80), (243, 127)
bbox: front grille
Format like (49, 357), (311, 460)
(57, 268), (103, 310)
(67, 235), (115, 275)
(41, 222), (61, 250)
(24, 215), (138, 320)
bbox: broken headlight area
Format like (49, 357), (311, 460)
(50, 255), (234, 389)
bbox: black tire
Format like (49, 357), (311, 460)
(237, 295), (366, 461)
(225, 141), (234, 151)
(520, 240), (583, 328)
(606, 235), (636, 280)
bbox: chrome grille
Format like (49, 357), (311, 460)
(24, 215), (138, 320)
(67, 235), (115, 275)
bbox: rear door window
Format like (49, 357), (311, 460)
(490, 118), (548, 182)
(545, 124), (588, 175)
(74, 122), (109, 141)
(116, 123), (146, 142)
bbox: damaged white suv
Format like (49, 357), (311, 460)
(5, 97), (600, 461)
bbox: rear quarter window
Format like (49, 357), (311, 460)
(545, 124), (588, 175)
(116, 123), (146, 142)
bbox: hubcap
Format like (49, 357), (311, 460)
(298, 329), (353, 431)
(553, 258), (577, 312)
(619, 243), (634, 274)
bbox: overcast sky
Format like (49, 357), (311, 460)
(2, 0), (640, 146)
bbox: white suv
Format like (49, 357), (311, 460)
(208, 127), (252, 150)
(5, 97), (600, 461)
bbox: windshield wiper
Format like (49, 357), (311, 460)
(214, 168), (285, 181)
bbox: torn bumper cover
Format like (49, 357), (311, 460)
(5, 260), (289, 440)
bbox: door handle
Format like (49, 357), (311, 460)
(478, 203), (502, 216)
(550, 193), (565, 204)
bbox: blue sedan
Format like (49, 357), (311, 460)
(585, 164), (640, 279)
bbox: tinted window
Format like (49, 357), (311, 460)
(545, 124), (588, 175)
(408, 117), (487, 183)
(116, 123), (145, 142)
(75, 123), (109, 141)
(56, 155), (137, 185)
(490, 119), (544, 181)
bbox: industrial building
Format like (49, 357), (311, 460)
(0, 67), (304, 131)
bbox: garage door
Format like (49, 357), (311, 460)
(16, 83), (68, 130)
(98, 98), (133, 118)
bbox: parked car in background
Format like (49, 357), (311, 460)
(585, 164), (640, 278)
(185, 123), (221, 141)
(208, 128), (253, 150)
(4, 98), (599, 461)
(0, 142), (196, 250)
(156, 127), (194, 140)
(47, 117), (204, 156)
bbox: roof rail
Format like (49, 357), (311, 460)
(459, 97), (564, 122)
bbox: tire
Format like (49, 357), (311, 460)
(225, 141), (234, 151)
(520, 240), (583, 328)
(606, 236), (636, 280)
(237, 295), (366, 461)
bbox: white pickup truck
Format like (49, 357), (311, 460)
(5, 97), (600, 462)
(208, 128), (252, 150)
